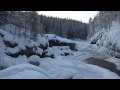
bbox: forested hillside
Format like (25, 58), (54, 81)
(0, 11), (88, 40)
(88, 11), (120, 58)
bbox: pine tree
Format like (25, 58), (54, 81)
(0, 11), (8, 27)
(29, 11), (38, 40)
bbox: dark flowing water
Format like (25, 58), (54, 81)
(84, 57), (120, 76)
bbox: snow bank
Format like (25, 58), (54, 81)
(107, 22), (120, 49)
(0, 64), (51, 79)
(0, 55), (10, 68)
(91, 21), (120, 58)
(0, 59), (119, 79)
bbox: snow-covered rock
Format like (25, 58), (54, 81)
(45, 47), (55, 56)
(35, 47), (43, 55)
(28, 55), (40, 66)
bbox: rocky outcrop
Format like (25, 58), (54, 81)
(49, 39), (77, 51)
(6, 46), (55, 58)
(4, 40), (18, 48)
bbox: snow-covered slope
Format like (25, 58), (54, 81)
(0, 24), (119, 79)
(90, 21), (120, 58)
(0, 24), (76, 67)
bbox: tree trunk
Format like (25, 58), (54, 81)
(14, 26), (16, 40)
(25, 26), (27, 41)
(19, 28), (20, 39)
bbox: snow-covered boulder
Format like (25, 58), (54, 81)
(28, 55), (40, 66)
(35, 47), (43, 55)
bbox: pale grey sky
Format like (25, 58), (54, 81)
(38, 11), (98, 23)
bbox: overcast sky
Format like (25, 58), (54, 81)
(38, 11), (98, 23)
